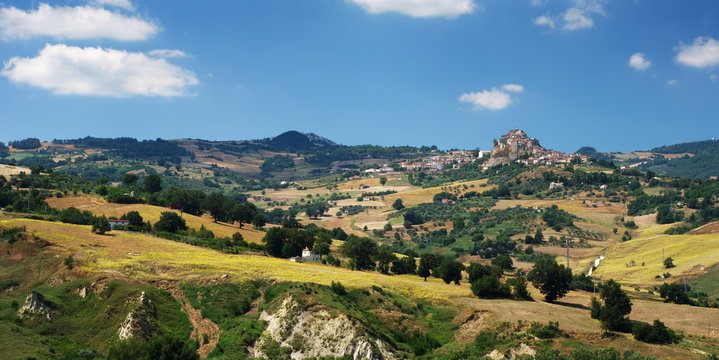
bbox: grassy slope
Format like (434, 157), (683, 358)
(590, 223), (719, 286)
(690, 263), (719, 300)
(45, 195), (265, 243)
(2, 217), (718, 359)
(4, 218), (719, 338)
(384, 179), (492, 207)
(0, 232), (192, 359)
(0, 218), (469, 302)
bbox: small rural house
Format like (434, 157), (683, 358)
(108, 219), (130, 229)
(289, 247), (322, 263)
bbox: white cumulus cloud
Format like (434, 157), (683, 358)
(562, 7), (593, 30)
(348, 0), (476, 18)
(459, 84), (524, 111)
(675, 36), (719, 69)
(0, 3), (158, 41)
(628, 53), (651, 71)
(1, 44), (198, 97)
(533, 0), (606, 31)
(91, 0), (135, 11)
(533, 15), (555, 28)
(666, 80), (678, 86)
(148, 49), (188, 58)
(502, 84), (524, 93)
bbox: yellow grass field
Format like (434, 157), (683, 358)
(0, 218), (469, 302)
(589, 223), (719, 286)
(494, 197), (625, 232)
(2, 217), (718, 342)
(384, 179), (493, 207)
(45, 196), (264, 243)
(0, 164), (32, 177)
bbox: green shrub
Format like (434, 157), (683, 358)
(330, 281), (347, 296)
(632, 320), (682, 344)
(527, 321), (562, 339)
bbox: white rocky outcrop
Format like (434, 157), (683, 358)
(252, 295), (397, 360)
(18, 291), (52, 320)
(486, 343), (536, 360)
(117, 291), (157, 340)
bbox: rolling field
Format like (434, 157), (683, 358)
(494, 196), (625, 232)
(589, 223), (719, 286)
(384, 179), (493, 207)
(0, 164), (32, 176)
(3, 217), (718, 344)
(0, 218), (469, 302)
(45, 196), (264, 243)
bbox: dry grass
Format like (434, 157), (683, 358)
(384, 179), (492, 207)
(591, 223), (719, 286)
(494, 197), (624, 231)
(4, 217), (719, 345)
(45, 196), (264, 243)
(0, 218), (469, 302)
(0, 164), (32, 176)
(688, 221), (719, 235)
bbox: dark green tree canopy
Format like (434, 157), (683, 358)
(143, 174), (162, 193)
(528, 258), (572, 303)
(340, 236), (378, 270)
(154, 212), (187, 233)
(590, 279), (633, 332)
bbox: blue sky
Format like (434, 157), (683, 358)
(1, 0), (718, 152)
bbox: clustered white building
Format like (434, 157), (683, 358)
(517, 151), (590, 166)
(364, 150), (488, 174)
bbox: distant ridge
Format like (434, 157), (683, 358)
(267, 131), (337, 151)
(303, 132), (337, 147)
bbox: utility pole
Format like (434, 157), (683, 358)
(566, 237), (570, 269)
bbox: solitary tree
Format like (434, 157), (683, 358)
(528, 257), (572, 303)
(204, 192), (230, 223)
(154, 212), (187, 233)
(379, 177), (388, 186)
(417, 253), (439, 281)
(438, 259), (465, 285)
(340, 236), (378, 270)
(91, 216), (111, 235)
(375, 246), (397, 274)
(121, 211), (144, 227)
(590, 279), (633, 332)
(392, 199), (405, 210)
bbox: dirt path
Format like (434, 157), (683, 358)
(154, 280), (221, 358)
